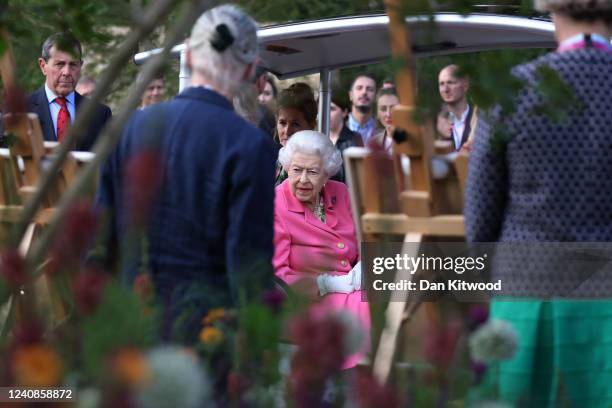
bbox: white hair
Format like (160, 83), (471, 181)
(189, 5), (258, 97)
(278, 130), (343, 177)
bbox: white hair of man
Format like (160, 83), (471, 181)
(278, 130), (343, 177)
(189, 5), (258, 97)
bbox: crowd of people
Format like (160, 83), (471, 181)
(6, 0), (612, 405)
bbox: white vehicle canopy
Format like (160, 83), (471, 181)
(134, 13), (555, 133)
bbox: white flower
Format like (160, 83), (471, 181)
(469, 319), (518, 363)
(137, 346), (212, 408)
(77, 387), (100, 408)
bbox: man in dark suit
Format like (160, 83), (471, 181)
(28, 32), (111, 151)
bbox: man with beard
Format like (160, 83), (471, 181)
(28, 32), (112, 151)
(347, 73), (377, 145)
(437, 64), (479, 151)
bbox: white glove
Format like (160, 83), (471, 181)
(317, 270), (355, 296)
(350, 261), (362, 290)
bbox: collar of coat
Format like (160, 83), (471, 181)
(280, 179), (340, 231)
(176, 86), (234, 111)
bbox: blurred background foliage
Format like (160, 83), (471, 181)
(0, 0), (551, 113)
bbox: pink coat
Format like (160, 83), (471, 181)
(273, 179), (370, 368)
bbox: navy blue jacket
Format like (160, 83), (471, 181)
(96, 87), (276, 317)
(27, 87), (112, 151)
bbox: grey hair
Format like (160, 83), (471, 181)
(41, 32), (82, 61)
(189, 5), (258, 97)
(278, 130), (343, 177)
(534, 0), (612, 22)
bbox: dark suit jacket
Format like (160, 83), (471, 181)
(27, 87), (112, 151)
(96, 87), (276, 338)
(332, 126), (363, 184)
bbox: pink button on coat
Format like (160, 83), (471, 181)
(273, 179), (371, 368)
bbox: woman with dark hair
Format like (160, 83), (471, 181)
(274, 82), (317, 185)
(258, 74), (278, 110)
(329, 90), (363, 183)
(371, 86), (399, 154)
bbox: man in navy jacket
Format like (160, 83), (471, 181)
(96, 5), (276, 342)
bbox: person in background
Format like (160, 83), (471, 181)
(140, 75), (166, 108)
(371, 87), (399, 154)
(347, 73), (377, 145)
(274, 82), (317, 185)
(329, 90), (363, 183)
(255, 69), (277, 139)
(437, 64), (479, 151)
(96, 5), (275, 343)
(465, 0), (612, 405)
(273, 130), (370, 369)
(75, 76), (96, 97)
(381, 77), (395, 89)
(258, 73), (277, 110)
(28, 31), (111, 151)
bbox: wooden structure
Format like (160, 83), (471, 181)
(344, 1), (475, 384)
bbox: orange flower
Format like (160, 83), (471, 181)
(12, 345), (63, 386)
(199, 327), (224, 346)
(134, 274), (155, 304)
(202, 308), (226, 326)
(112, 348), (150, 387)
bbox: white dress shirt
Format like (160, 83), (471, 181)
(450, 104), (470, 151)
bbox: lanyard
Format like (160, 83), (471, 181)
(557, 33), (612, 53)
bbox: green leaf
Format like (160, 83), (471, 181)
(0, 36), (7, 58)
(79, 281), (158, 382)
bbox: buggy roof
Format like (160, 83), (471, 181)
(134, 13), (555, 78)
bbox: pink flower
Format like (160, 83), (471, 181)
(47, 201), (99, 276)
(289, 311), (345, 374)
(73, 268), (108, 315)
(262, 287), (285, 313)
(423, 320), (463, 369)
(11, 320), (44, 347)
(124, 150), (163, 227)
(0, 249), (27, 288)
(288, 311), (347, 407)
(354, 370), (401, 408)
(3, 85), (27, 128)
(227, 371), (250, 402)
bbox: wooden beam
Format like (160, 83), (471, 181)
(362, 213), (465, 236)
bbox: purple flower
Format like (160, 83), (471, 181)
(0, 249), (27, 288)
(467, 304), (489, 331)
(470, 360), (487, 385)
(262, 288), (285, 313)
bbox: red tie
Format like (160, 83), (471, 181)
(56, 96), (70, 142)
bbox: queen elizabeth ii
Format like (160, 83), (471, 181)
(273, 130), (370, 369)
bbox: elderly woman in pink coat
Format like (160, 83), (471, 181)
(273, 130), (370, 369)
